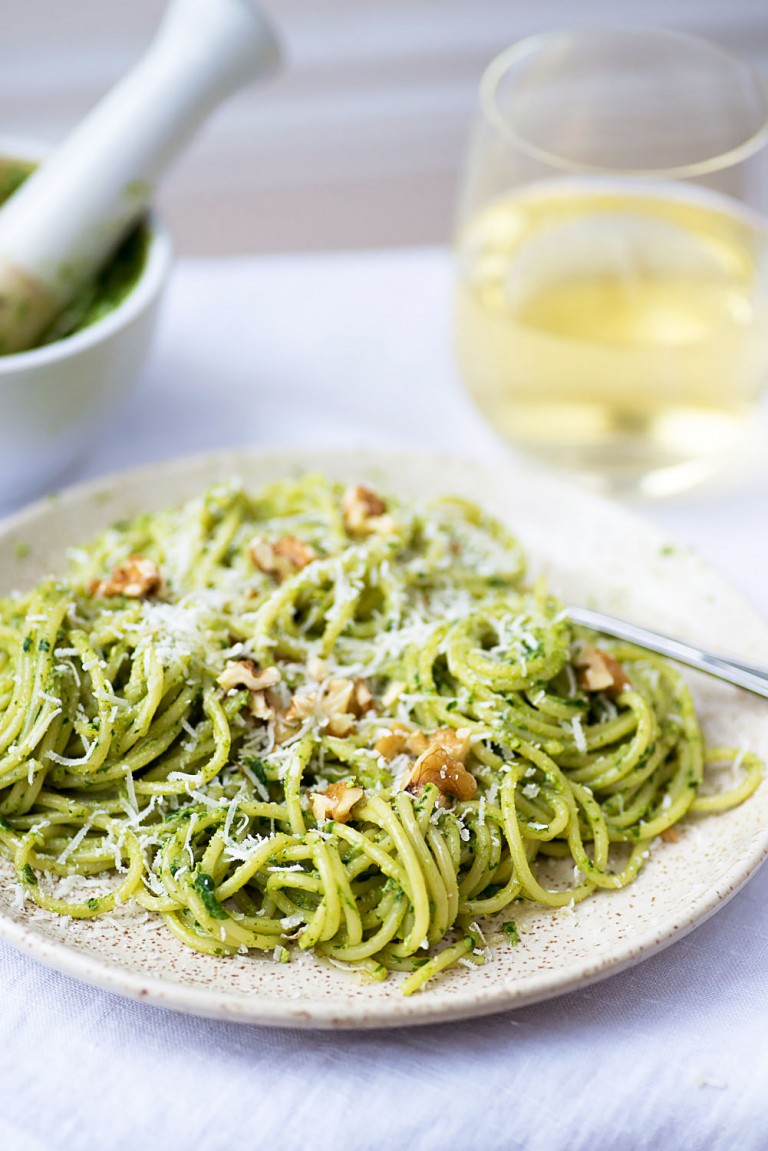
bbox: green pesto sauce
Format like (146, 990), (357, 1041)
(0, 158), (149, 351)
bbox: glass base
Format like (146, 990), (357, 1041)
(494, 411), (766, 500)
(468, 392), (767, 499)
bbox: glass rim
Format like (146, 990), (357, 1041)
(480, 27), (768, 180)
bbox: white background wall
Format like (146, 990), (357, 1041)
(4, 0), (768, 252)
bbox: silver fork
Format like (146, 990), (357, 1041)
(568, 606), (768, 700)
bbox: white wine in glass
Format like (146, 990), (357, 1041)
(455, 30), (768, 497)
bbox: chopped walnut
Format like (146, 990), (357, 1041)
(248, 535), (317, 581)
(407, 731), (429, 756)
(661, 826), (680, 844)
(351, 678), (376, 715)
(282, 693), (316, 726)
(341, 484), (396, 537)
(324, 678), (354, 710)
(309, 781), (364, 824)
(277, 676), (376, 743)
(374, 724), (471, 764)
(342, 483), (385, 522)
(217, 661), (283, 724)
(248, 688), (281, 721)
(327, 712), (356, 738)
(274, 693), (313, 743)
(374, 725), (411, 759)
(217, 660), (282, 694)
(321, 679), (357, 735)
(426, 726), (471, 764)
(90, 557), (163, 599)
(573, 645), (630, 696)
(404, 745), (477, 803)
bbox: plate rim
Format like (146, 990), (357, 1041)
(1, 443), (767, 1030)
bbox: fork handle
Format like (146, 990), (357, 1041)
(568, 605), (768, 700)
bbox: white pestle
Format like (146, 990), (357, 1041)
(0, 0), (280, 355)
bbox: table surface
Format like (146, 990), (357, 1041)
(3, 248), (768, 1151)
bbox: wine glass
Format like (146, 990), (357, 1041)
(454, 28), (768, 497)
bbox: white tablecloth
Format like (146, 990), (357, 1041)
(2, 249), (768, 1151)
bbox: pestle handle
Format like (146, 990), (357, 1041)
(0, 0), (280, 354)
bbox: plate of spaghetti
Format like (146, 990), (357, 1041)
(0, 447), (765, 1028)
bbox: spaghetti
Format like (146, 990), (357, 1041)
(0, 476), (760, 993)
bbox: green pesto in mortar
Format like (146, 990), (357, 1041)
(0, 158), (149, 352)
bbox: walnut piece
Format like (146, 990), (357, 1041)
(404, 745), (477, 803)
(374, 726), (411, 759)
(248, 690), (278, 721)
(406, 731), (429, 756)
(309, 781), (364, 824)
(325, 710), (356, 738)
(216, 660), (283, 724)
(90, 557), (163, 599)
(351, 678), (376, 715)
(661, 826), (680, 844)
(280, 692), (317, 730)
(374, 724), (471, 764)
(341, 485), (396, 537)
(573, 645), (630, 696)
(216, 661), (283, 724)
(278, 676), (376, 743)
(426, 726), (471, 763)
(322, 678), (356, 716)
(217, 660), (282, 693)
(248, 535), (317, 581)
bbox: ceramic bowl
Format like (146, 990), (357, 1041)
(0, 136), (172, 510)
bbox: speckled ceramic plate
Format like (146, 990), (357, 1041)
(0, 447), (766, 1029)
